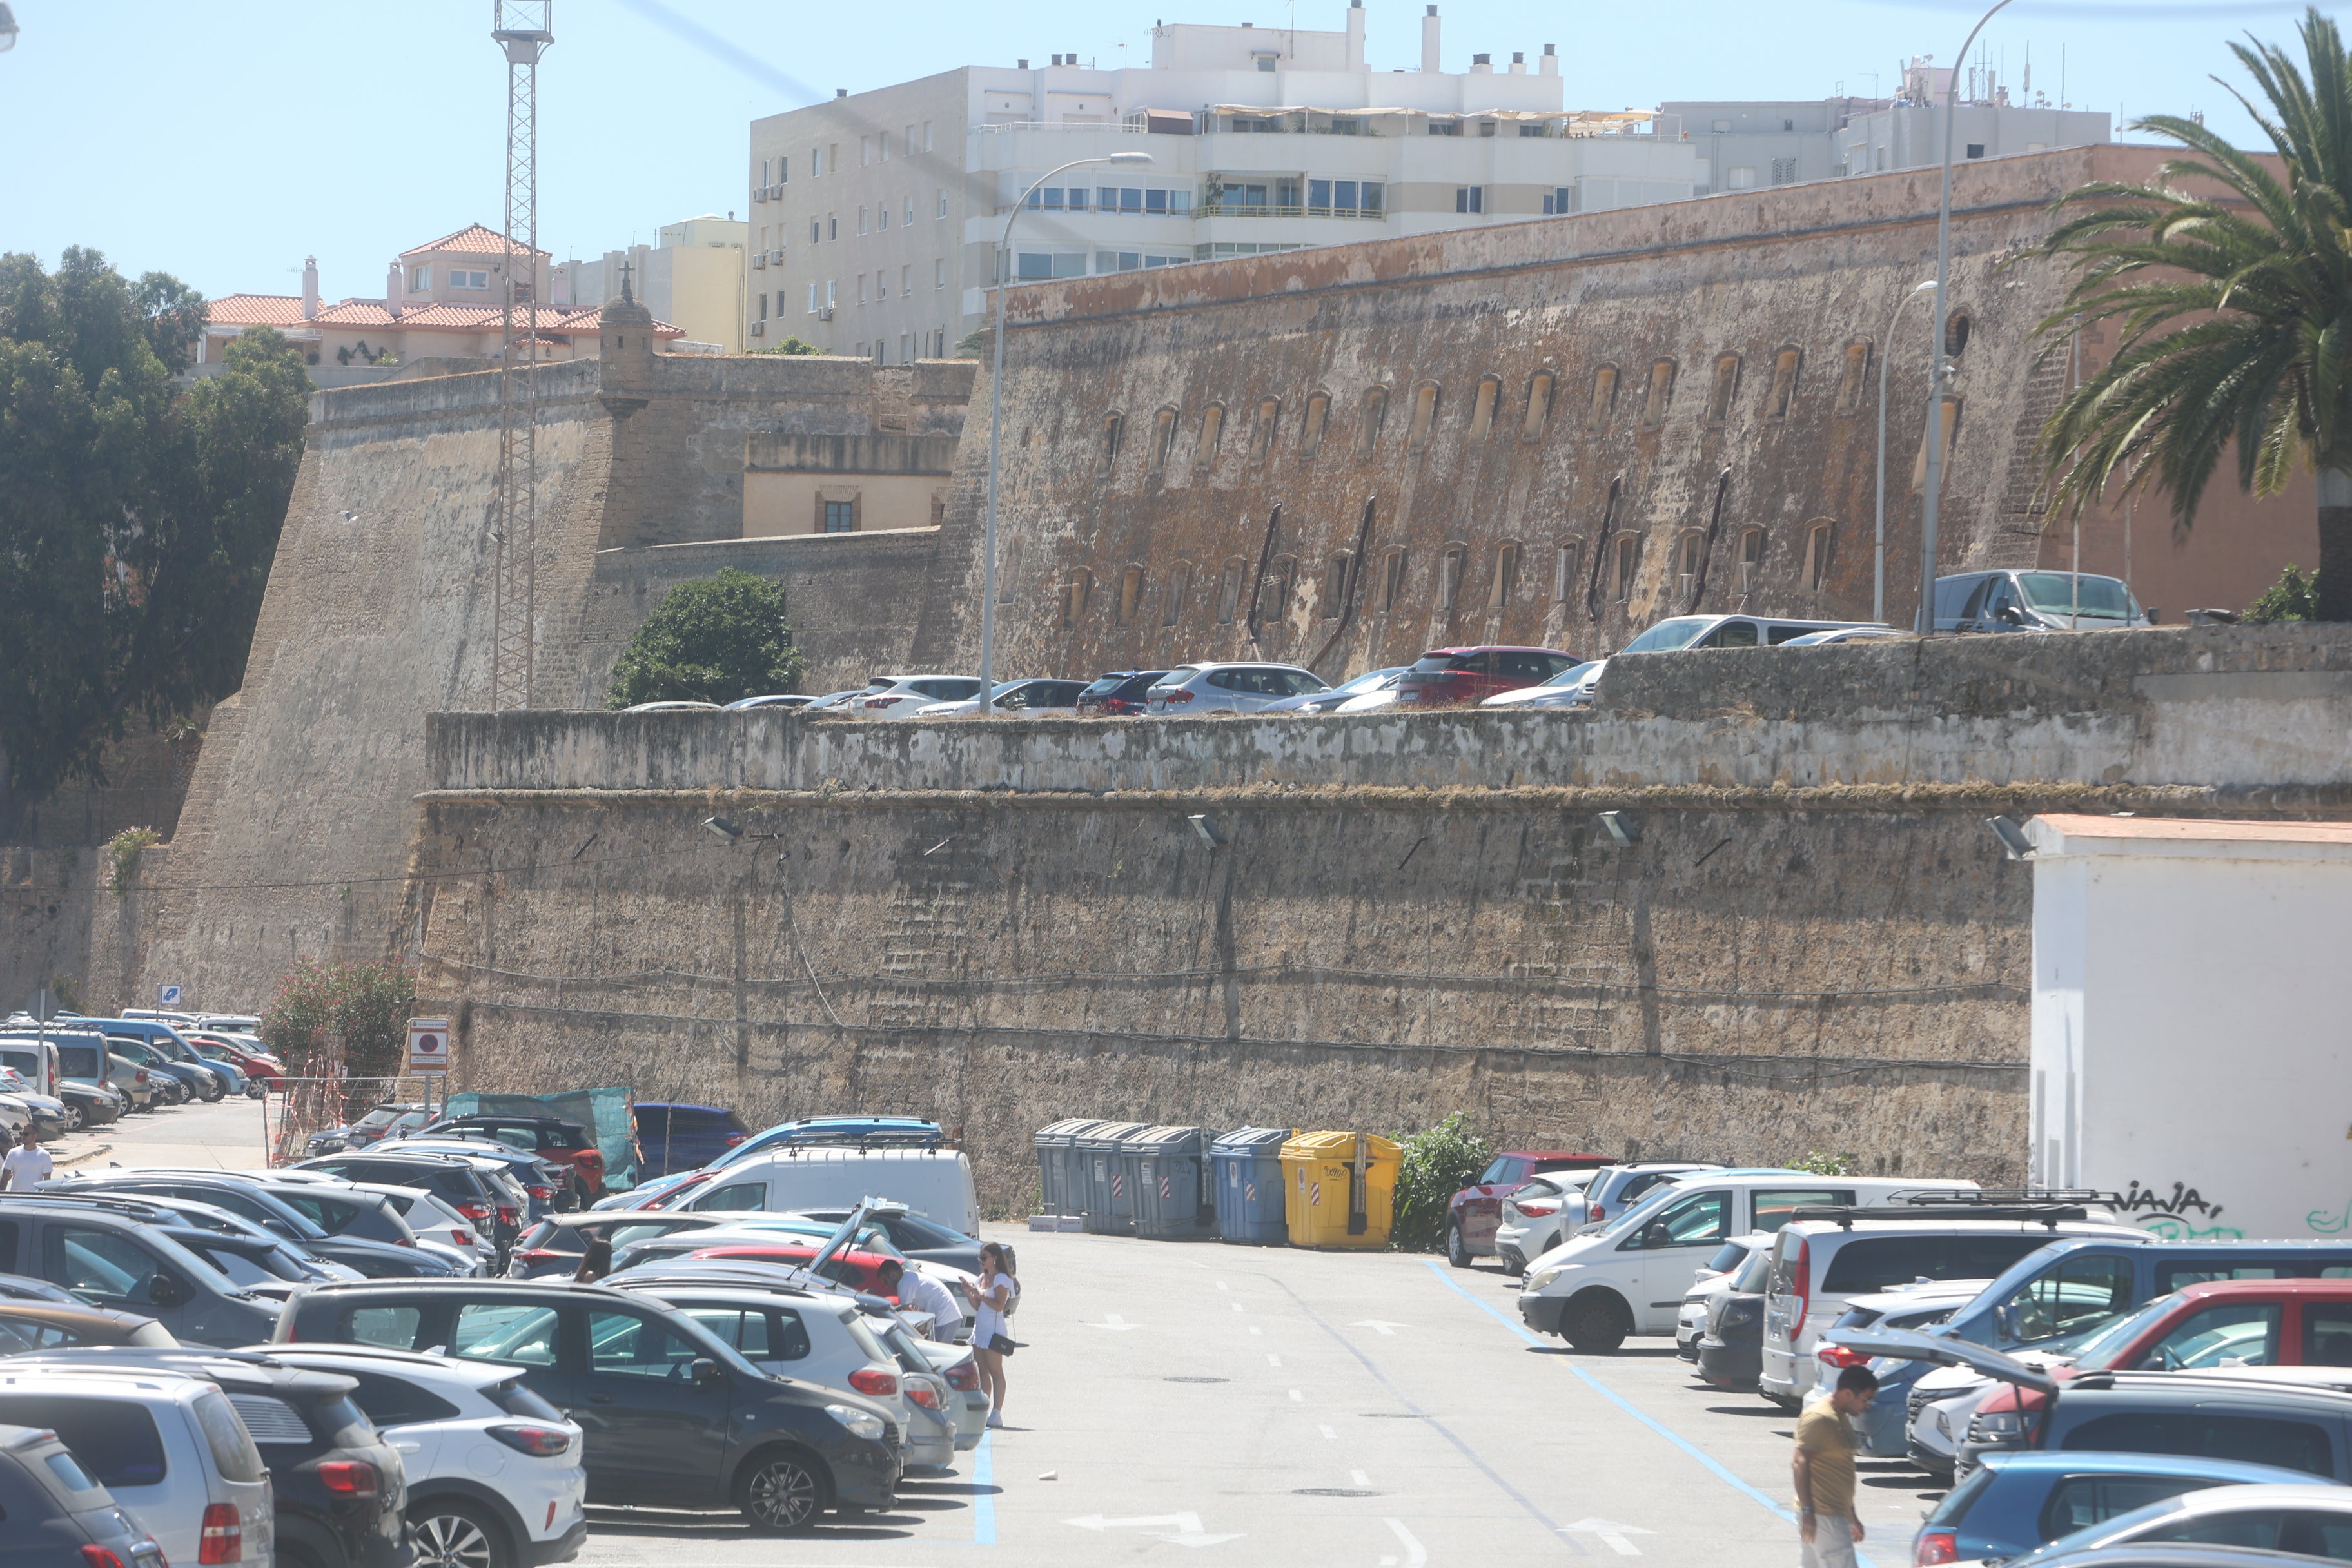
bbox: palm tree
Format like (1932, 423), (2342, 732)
(2035, 8), (2352, 619)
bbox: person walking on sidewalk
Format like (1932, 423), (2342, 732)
(1794, 1365), (1875, 1568)
(1, 1126), (52, 1191)
(961, 1242), (1021, 1429)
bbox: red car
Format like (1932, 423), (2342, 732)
(185, 1032), (285, 1089)
(685, 1243), (902, 1295)
(1446, 1150), (1612, 1268)
(1394, 647), (1582, 708)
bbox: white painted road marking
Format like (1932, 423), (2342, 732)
(1230, 1300), (1244, 1312)
(1384, 1518), (1430, 1567)
(1087, 1313), (1142, 1331)
(1249, 1326), (1262, 1335)
(1268, 1353), (1283, 1367)
(1563, 1518), (1655, 1556)
(1348, 1320), (1411, 1336)
(1288, 1388), (1303, 1402)
(1065, 1512), (1245, 1548)
(1349, 1469), (1373, 1488)
(1318, 1424), (1337, 1439)
(1215, 1280), (1228, 1291)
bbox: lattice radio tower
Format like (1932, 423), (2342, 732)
(490, 2), (552, 710)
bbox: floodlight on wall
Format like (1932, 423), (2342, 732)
(1986, 816), (2035, 860)
(703, 816), (743, 843)
(1596, 810), (1640, 847)
(1188, 814), (1224, 849)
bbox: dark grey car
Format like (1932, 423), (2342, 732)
(0, 1422), (168, 1568)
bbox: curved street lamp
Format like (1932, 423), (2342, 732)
(1876, 279), (1937, 623)
(977, 149), (1156, 712)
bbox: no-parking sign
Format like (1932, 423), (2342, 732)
(406, 1017), (451, 1075)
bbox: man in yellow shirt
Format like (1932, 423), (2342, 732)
(1793, 1365), (1877, 1568)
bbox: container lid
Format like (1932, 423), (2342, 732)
(1035, 1118), (1106, 1140)
(1281, 1130), (1402, 1161)
(1211, 1126), (1295, 1152)
(1122, 1124), (1210, 1152)
(1074, 1121), (1154, 1148)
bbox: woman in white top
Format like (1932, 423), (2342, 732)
(961, 1241), (1019, 1428)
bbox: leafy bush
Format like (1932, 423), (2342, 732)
(260, 958), (416, 1079)
(103, 826), (161, 894)
(605, 568), (805, 707)
(1788, 1150), (1857, 1176)
(1389, 1113), (1493, 1251)
(2246, 564), (2319, 623)
(750, 336), (822, 356)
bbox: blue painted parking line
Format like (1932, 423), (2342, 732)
(972, 1430), (996, 1545)
(1420, 1261), (1885, 1567)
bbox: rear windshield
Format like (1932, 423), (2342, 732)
(1819, 1234), (2061, 1293)
(193, 1391), (266, 1482)
(1706, 1240), (1756, 1275)
(1080, 675), (1132, 695)
(1618, 617), (1717, 654)
(491, 1378), (565, 1422)
(0, 1395), (166, 1487)
(843, 1314), (894, 1364)
(1409, 653), (1481, 674)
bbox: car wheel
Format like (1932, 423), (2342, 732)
(63, 1104), (83, 1133)
(1562, 1289), (1629, 1353)
(736, 1446), (831, 1533)
(1445, 1222), (1470, 1269)
(200, 1078), (224, 1101)
(410, 1500), (507, 1568)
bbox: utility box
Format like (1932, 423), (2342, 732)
(1032, 1118), (1106, 1217)
(1075, 1121), (1153, 1234)
(1280, 1130), (1401, 1250)
(1124, 1125), (1217, 1239)
(1211, 1127), (1293, 1245)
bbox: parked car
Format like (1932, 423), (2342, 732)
(1394, 647), (1582, 708)
(799, 688), (875, 715)
(0, 1420), (168, 1568)
(348, 1184), (491, 1269)
(1696, 1242), (1778, 1389)
(1143, 663), (1327, 716)
(678, 1146), (981, 1237)
(0, 1301), (178, 1354)
(1492, 1171), (1600, 1276)
(293, 1153), (525, 1256)
(184, 1034), (278, 1095)
(1612, 613), (1890, 654)
(1516, 1172), (1979, 1351)
(1073, 670), (1170, 716)
(790, 1205), (983, 1275)
(85, 1023), (232, 1101)
(1256, 666), (1408, 715)
(2010, 1482), (2352, 1565)
(669, 1244), (907, 1296)
(858, 675), (985, 717)
(415, 1115), (606, 1199)
(1808, 1277), (1994, 1451)
(42, 1173), (452, 1280)
(603, 1116), (949, 1211)
(1444, 1150), (1611, 1268)
(366, 1140), (568, 1226)
(1916, 1453), (2321, 1568)
(1934, 569), (2153, 634)
(6, 1346), (411, 1568)
(264, 1344), (589, 1568)
(275, 1279), (902, 1532)
(620, 701), (720, 712)
(916, 678), (1088, 718)
(1480, 659), (1605, 709)
(632, 1102), (750, 1178)
(504, 1213), (752, 1279)
(1676, 1233), (1778, 1360)
(306, 1103), (429, 1157)
(722, 694), (816, 710)
(1571, 1162), (1729, 1238)
(1780, 625), (1906, 645)
(54, 1077), (126, 1132)
(103, 1041), (197, 1106)
(0, 1069), (68, 1138)
(1329, 672), (1408, 713)
(37, 1036), (155, 1113)
(0, 1195), (282, 1346)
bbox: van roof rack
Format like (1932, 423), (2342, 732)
(772, 1131), (950, 1153)
(2067, 1369), (2352, 1398)
(1893, 1189), (2121, 1208)
(1787, 1203), (2093, 1229)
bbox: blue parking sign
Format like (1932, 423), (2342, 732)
(158, 985), (183, 1007)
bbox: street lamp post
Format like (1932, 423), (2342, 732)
(1876, 279), (1938, 623)
(978, 150), (1155, 712)
(1918, 0), (2016, 634)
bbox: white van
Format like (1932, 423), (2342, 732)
(1516, 1171), (1979, 1351)
(1758, 1208), (2143, 1405)
(683, 1148), (981, 1237)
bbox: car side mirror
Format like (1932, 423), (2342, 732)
(1996, 1304), (2021, 1338)
(1642, 1224), (1671, 1250)
(1997, 605), (2024, 625)
(691, 1357), (723, 1389)
(146, 1274), (186, 1309)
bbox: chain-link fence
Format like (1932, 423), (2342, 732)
(262, 1072), (454, 1166)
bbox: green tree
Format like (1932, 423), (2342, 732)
(2246, 563), (2321, 621)
(750, 336), (822, 356)
(0, 248), (309, 819)
(260, 957), (416, 1080)
(1389, 1113), (1493, 1254)
(605, 567), (805, 707)
(2034, 9), (2352, 621)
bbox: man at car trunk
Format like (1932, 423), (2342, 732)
(1794, 1365), (1875, 1568)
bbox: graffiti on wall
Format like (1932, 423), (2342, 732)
(2122, 1179), (2244, 1241)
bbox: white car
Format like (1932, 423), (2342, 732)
(915, 678), (1089, 718)
(1331, 672), (1406, 713)
(858, 674), (986, 718)
(267, 1344), (588, 1568)
(1674, 1233), (1779, 1358)
(1142, 662), (1328, 716)
(349, 1182), (494, 1269)
(1905, 1361), (2000, 1478)
(1257, 666), (1407, 714)
(1480, 658), (1605, 709)
(1493, 1172), (1597, 1275)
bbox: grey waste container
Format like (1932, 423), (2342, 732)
(1075, 1121), (1153, 1234)
(1210, 1126), (1293, 1245)
(1124, 1126), (1217, 1239)
(1032, 1118), (1105, 1215)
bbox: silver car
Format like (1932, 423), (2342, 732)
(1144, 662), (1327, 716)
(859, 674), (986, 718)
(1258, 666), (1406, 714)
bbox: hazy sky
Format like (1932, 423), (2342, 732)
(2, 0), (2338, 302)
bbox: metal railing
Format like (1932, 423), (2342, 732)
(1193, 202), (1386, 220)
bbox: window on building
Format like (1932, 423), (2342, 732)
(1834, 339), (1871, 415)
(1455, 186), (1485, 214)
(1488, 541), (1520, 609)
(1676, 531), (1705, 598)
(1640, 359), (1676, 427)
(826, 280), (836, 308)
(1378, 547), (1408, 611)
(859, 207), (869, 235)
(1322, 552), (1352, 617)
(1358, 387), (1388, 453)
(1587, 365), (1618, 433)
(1118, 565), (1146, 624)
(1707, 354), (1740, 422)
(758, 292), (769, 320)
(1945, 311), (1973, 358)
(1765, 346), (1801, 419)
(1965, 142), (1986, 159)
(1770, 157), (1798, 185)
(1428, 118), (1462, 135)
(879, 203), (890, 231)
(1438, 544), (1467, 609)
(780, 154), (789, 183)
(1195, 403), (1225, 469)
(823, 499), (856, 533)
(1262, 554), (1297, 622)
(1541, 186), (1574, 215)
(1298, 391), (1329, 457)
(857, 274), (868, 304)
(1062, 569), (1092, 629)
(1216, 558), (1246, 623)
(1150, 407), (1179, 473)
(1803, 522), (1834, 591)
(861, 135), (872, 166)
(1523, 371), (1555, 441)
(1612, 534), (1641, 602)
(1738, 527), (1766, 591)
(761, 159), (770, 185)
(924, 121), (935, 151)
(811, 219), (821, 244)
(935, 258), (946, 289)
(1095, 412), (1124, 478)
(1247, 398), (1281, 464)
(1407, 383), (1440, 450)
(1726, 166), (1758, 190)
(1553, 538), (1583, 603)
(1164, 560), (1192, 623)
(808, 282), (819, 312)
(1910, 397), (1963, 490)
(899, 332), (911, 364)
(449, 269), (488, 289)
(1467, 376), (1500, 443)
(829, 215), (838, 239)
(411, 265), (431, 290)
(880, 132), (891, 162)
(937, 189), (948, 218)
(811, 144), (823, 175)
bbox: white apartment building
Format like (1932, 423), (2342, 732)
(743, 4), (1698, 362)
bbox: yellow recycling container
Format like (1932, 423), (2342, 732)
(1279, 1131), (1402, 1250)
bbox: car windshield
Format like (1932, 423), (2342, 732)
(1618, 617), (1718, 654)
(2071, 1291), (2186, 1369)
(2017, 573), (2142, 620)
(1733, 1247), (1775, 1291)
(1595, 1182), (1685, 1239)
(1080, 674), (1133, 695)
(1331, 667), (1403, 696)
(1540, 660), (1602, 689)
(1149, 668), (1199, 689)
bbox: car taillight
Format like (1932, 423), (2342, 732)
(1588, 1201), (1605, 1223)
(847, 1367), (898, 1397)
(82, 1548), (130, 1568)
(199, 1501), (241, 1563)
(317, 1460), (379, 1495)
(1518, 1201), (1560, 1217)
(1916, 1529), (1959, 1566)
(393, 1235), (415, 1247)
(1816, 1344), (1870, 1369)
(458, 1202), (493, 1221)
(1789, 1237), (1810, 1326)
(724, 1132), (748, 1146)
(489, 1424), (573, 1456)
(1162, 689), (1193, 704)
(527, 1185), (556, 1200)
(943, 1360), (979, 1391)
(908, 1384), (941, 1410)
(135, 1070), (150, 1083)
(496, 1205), (520, 1226)
(451, 1230), (474, 1247)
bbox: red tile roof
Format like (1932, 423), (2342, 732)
(402, 223), (549, 260)
(207, 294), (311, 327)
(209, 293), (680, 340)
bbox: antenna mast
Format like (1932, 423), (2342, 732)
(491, 1), (553, 710)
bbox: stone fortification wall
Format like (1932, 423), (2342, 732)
(404, 626), (2352, 1212)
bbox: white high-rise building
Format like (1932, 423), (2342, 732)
(743, 5), (1699, 362)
